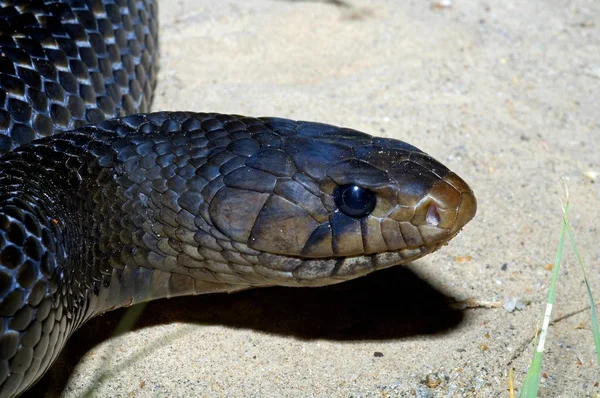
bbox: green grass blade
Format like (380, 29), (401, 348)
(561, 206), (600, 367)
(519, 202), (568, 397)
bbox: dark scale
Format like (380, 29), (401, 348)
(0, 0), (159, 155)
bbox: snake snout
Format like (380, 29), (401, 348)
(420, 172), (477, 245)
(442, 172), (477, 233)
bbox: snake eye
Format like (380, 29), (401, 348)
(333, 185), (377, 218)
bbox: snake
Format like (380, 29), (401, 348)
(0, 1), (476, 397)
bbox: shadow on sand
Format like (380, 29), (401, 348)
(24, 265), (464, 397)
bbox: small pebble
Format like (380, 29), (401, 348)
(503, 297), (530, 312)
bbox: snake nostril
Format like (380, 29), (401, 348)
(426, 203), (440, 227)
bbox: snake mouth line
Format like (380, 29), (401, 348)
(254, 239), (444, 288)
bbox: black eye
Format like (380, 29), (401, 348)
(333, 185), (377, 218)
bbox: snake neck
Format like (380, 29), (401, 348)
(0, 136), (106, 329)
(0, 129), (240, 397)
(0, 130), (237, 326)
(0, 138), (99, 394)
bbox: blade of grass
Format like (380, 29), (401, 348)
(561, 199), (600, 367)
(112, 302), (149, 336)
(519, 200), (568, 397)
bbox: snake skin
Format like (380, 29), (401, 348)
(0, 0), (158, 155)
(0, 2), (476, 398)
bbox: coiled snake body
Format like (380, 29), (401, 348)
(0, 1), (476, 396)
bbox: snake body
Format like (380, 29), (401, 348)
(0, 1), (476, 397)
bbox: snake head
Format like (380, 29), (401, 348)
(206, 117), (476, 286)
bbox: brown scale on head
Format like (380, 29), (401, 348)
(207, 118), (476, 287)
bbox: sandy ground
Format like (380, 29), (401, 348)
(23, 0), (600, 397)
